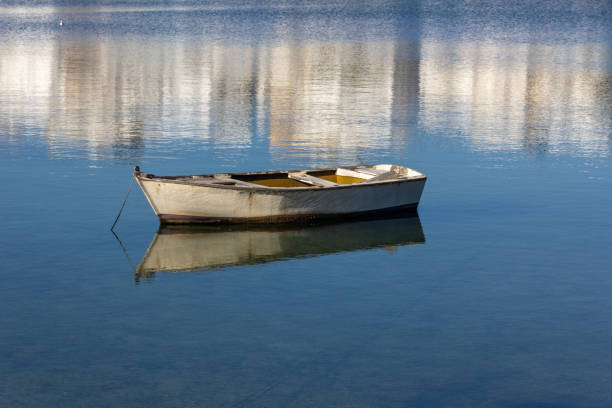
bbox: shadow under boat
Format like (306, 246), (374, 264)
(135, 214), (425, 281)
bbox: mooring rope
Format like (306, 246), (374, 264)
(110, 177), (135, 231)
(111, 229), (137, 273)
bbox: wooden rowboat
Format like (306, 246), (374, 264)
(134, 164), (426, 224)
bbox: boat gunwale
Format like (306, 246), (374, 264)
(135, 166), (427, 193)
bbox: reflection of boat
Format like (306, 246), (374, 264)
(134, 164), (426, 224)
(135, 215), (425, 280)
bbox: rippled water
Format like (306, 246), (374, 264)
(1, 1), (611, 407)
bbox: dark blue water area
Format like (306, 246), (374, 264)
(2, 141), (611, 406)
(1, 0), (611, 407)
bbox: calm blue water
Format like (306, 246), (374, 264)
(1, 1), (611, 406)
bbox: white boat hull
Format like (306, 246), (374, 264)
(135, 165), (426, 224)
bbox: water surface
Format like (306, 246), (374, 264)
(1, 1), (611, 407)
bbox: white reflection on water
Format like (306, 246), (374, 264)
(0, 37), (418, 163)
(419, 40), (610, 156)
(135, 216), (425, 281)
(265, 41), (409, 159)
(0, 5), (609, 164)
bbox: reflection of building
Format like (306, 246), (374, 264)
(419, 40), (610, 156)
(1, 26), (608, 162)
(207, 44), (255, 149)
(390, 40), (421, 145)
(45, 39), (146, 160)
(0, 42), (53, 146)
(0, 35), (420, 162)
(265, 41), (404, 160)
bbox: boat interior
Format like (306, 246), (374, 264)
(151, 165), (423, 189)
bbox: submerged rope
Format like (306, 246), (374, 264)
(111, 229), (137, 273)
(110, 177), (135, 231)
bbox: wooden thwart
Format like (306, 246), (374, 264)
(212, 177), (259, 187)
(366, 171), (400, 182)
(289, 172), (338, 187)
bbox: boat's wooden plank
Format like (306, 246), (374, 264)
(213, 177), (267, 188)
(289, 172), (337, 187)
(337, 167), (380, 179)
(180, 176), (266, 188)
(174, 176), (214, 182)
(354, 167), (389, 176)
(365, 171), (401, 182)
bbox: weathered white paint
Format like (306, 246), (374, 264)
(135, 164), (426, 223)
